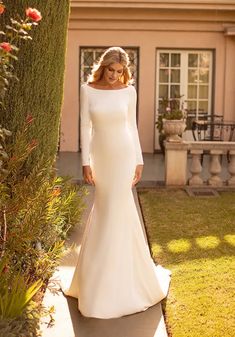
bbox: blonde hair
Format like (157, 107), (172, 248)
(88, 47), (133, 85)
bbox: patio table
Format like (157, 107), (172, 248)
(192, 119), (235, 142)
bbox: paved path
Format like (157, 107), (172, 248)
(40, 186), (168, 337)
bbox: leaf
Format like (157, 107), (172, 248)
(18, 29), (28, 35)
(2, 128), (12, 136)
(0, 274), (43, 318)
(7, 54), (18, 61)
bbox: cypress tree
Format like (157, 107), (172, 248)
(0, 0), (70, 170)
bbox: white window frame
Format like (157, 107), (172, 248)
(155, 49), (213, 149)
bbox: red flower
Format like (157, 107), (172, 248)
(2, 265), (9, 274)
(0, 42), (12, 52)
(52, 188), (61, 197)
(26, 8), (42, 22)
(29, 139), (38, 149)
(10, 155), (17, 162)
(0, 4), (5, 14)
(26, 114), (34, 124)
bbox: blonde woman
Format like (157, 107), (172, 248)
(64, 47), (171, 319)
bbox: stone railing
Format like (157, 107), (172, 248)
(165, 141), (235, 187)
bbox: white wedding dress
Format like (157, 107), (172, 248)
(64, 84), (171, 319)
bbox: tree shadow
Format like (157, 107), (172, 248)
(138, 189), (235, 264)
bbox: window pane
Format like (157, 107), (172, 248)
(199, 69), (209, 83)
(127, 50), (135, 62)
(199, 101), (208, 113)
(200, 53), (210, 68)
(188, 85), (197, 99)
(188, 54), (198, 67)
(159, 69), (169, 83)
(159, 85), (168, 98)
(199, 86), (209, 99)
(160, 53), (169, 67)
(171, 53), (181, 67)
(83, 67), (91, 82)
(187, 101), (197, 111)
(84, 51), (94, 66)
(158, 100), (166, 113)
(170, 85), (180, 98)
(188, 69), (198, 83)
(171, 69), (180, 83)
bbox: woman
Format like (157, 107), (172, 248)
(64, 47), (171, 319)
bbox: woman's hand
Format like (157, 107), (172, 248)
(132, 164), (144, 187)
(83, 165), (95, 185)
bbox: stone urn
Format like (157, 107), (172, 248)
(163, 119), (186, 142)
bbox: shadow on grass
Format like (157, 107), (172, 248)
(138, 189), (235, 265)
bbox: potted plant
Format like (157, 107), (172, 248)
(156, 96), (186, 152)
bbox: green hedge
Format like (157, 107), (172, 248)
(0, 0), (70, 171)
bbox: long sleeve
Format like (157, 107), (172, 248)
(80, 84), (92, 166)
(127, 86), (144, 165)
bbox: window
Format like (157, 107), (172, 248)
(80, 47), (139, 88)
(155, 49), (213, 147)
(156, 50), (213, 116)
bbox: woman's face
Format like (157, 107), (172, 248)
(103, 63), (124, 85)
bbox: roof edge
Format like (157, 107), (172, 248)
(71, 0), (235, 11)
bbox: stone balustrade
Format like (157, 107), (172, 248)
(164, 141), (235, 187)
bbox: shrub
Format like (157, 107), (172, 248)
(0, 120), (86, 282)
(0, 0), (70, 173)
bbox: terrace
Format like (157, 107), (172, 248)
(56, 141), (235, 189)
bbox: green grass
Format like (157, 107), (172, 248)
(138, 189), (235, 337)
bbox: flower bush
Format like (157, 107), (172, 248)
(0, 2), (86, 335)
(0, 117), (86, 333)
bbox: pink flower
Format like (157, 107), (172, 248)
(166, 107), (171, 112)
(0, 42), (12, 52)
(26, 8), (42, 22)
(0, 4), (5, 14)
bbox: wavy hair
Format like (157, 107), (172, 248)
(87, 47), (133, 85)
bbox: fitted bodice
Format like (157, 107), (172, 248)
(80, 84), (144, 166)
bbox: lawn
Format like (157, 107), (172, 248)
(138, 189), (235, 337)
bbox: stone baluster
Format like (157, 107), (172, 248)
(189, 150), (203, 185)
(228, 150), (235, 186)
(208, 150), (223, 186)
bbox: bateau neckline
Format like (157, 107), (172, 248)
(86, 84), (130, 91)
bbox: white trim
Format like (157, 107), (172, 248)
(71, 0), (235, 10)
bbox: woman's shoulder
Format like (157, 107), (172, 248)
(127, 84), (136, 91)
(81, 83), (88, 90)
(127, 84), (136, 97)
